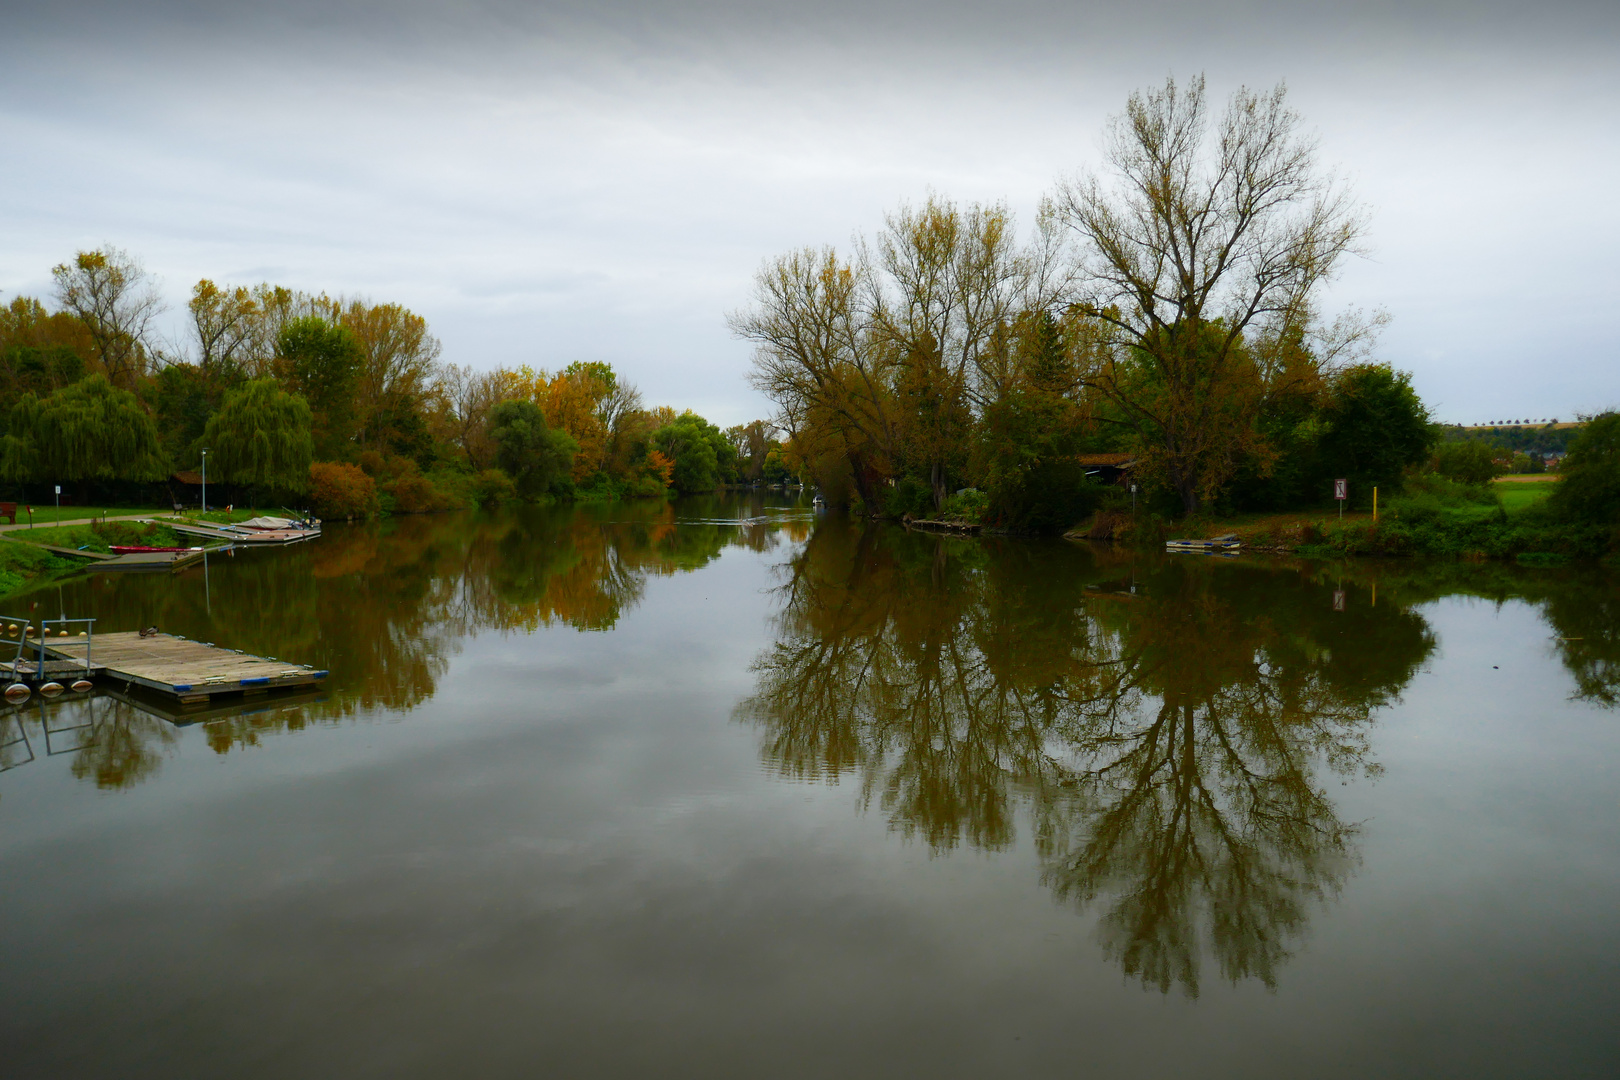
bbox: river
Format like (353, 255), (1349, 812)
(1, 495), (1617, 1077)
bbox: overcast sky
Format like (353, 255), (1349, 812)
(2, 0), (1616, 425)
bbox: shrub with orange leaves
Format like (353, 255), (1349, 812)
(309, 461), (379, 519)
(645, 450), (675, 488)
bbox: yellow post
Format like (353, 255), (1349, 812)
(1373, 486), (1378, 522)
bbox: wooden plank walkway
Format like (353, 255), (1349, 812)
(43, 632), (328, 702)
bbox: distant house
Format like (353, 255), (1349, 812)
(1077, 453), (1138, 487)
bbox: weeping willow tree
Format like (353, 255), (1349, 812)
(1, 374), (168, 483)
(201, 378), (314, 494)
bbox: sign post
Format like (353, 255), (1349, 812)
(1334, 478), (1347, 519)
(54, 484), (60, 519)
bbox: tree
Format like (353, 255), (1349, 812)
(651, 412), (733, 494)
(725, 420), (776, 482)
(276, 316), (364, 460)
(201, 379), (314, 493)
(488, 399), (575, 499)
(1314, 364), (1435, 505)
(0, 295), (97, 362)
(733, 246), (895, 506)
(1054, 76), (1366, 513)
(51, 248), (166, 388)
(1433, 440), (1500, 486)
(435, 364), (527, 471)
(1, 375), (167, 482)
(1548, 413), (1620, 524)
(337, 300), (442, 455)
(733, 197), (1043, 508)
(188, 279), (263, 380)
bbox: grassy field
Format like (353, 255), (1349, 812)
(1494, 478), (1557, 512)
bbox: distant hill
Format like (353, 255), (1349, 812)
(1442, 422), (1584, 455)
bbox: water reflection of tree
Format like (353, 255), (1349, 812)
(737, 525), (1436, 995)
(1287, 560), (1620, 711)
(11, 498), (806, 779)
(0, 696), (178, 789)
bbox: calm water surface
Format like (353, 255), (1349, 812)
(2, 495), (1617, 1078)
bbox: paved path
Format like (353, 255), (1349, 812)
(0, 513), (162, 534)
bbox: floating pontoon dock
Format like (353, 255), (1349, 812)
(166, 522), (320, 546)
(42, 632), (328, 703)
(99, 548), (210, 571)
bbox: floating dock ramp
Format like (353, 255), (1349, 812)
(43, 632), (327, 703)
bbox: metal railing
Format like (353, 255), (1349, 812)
(36, 617), (96, 680)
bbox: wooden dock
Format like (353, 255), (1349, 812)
(904, 518), (983, 535)
(167, 522), (319, 546)
(1, 658), (105, 683)
(17, 542), (115, 561)
(43, 632), (328, 703)
(97, 548), (209, 571)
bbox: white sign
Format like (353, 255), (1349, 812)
(1333, 479), (1347, 500)
(54, 485), (60, 495)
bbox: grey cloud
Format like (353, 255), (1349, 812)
(1, 0), (1616, 423)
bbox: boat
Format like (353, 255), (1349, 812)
(1165, 533), (1241, 553)
(110, 545), (205, 555)
(237, 515), (319, 531)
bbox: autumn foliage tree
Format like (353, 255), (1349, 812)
(1054, 76), (1366, 512)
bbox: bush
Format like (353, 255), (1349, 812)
(628, 474), (668, 498)
(939, 488), (990, 524)
(1434, 440), (1501, 485)
(984, 459), (1105, 533)
(309, 461), (379, 519)
(884, 477), (934, 518)
(1548, 413), (1620, 525)
(387, 471), (451, 514)
(470, 468), (515, 507)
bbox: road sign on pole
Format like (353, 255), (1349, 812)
(1334, 478), (1346, 519)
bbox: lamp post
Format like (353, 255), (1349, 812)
(201, 449), (209, 513)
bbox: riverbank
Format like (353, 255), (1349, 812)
(0, 509), (261, 599)
(1067, 500), (1612, 563)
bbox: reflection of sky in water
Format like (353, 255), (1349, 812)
(1, 497), (1617, 1077)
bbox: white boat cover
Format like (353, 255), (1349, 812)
(239, 516), (299, 529)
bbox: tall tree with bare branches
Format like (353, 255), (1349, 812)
(51, 248), (166, 388)
(1054, 75), (1367, 513)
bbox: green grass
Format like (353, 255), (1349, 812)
(1493, 480), (1556, 512)
(0, 538), (77, 599)
(4, 520), (186, 555)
